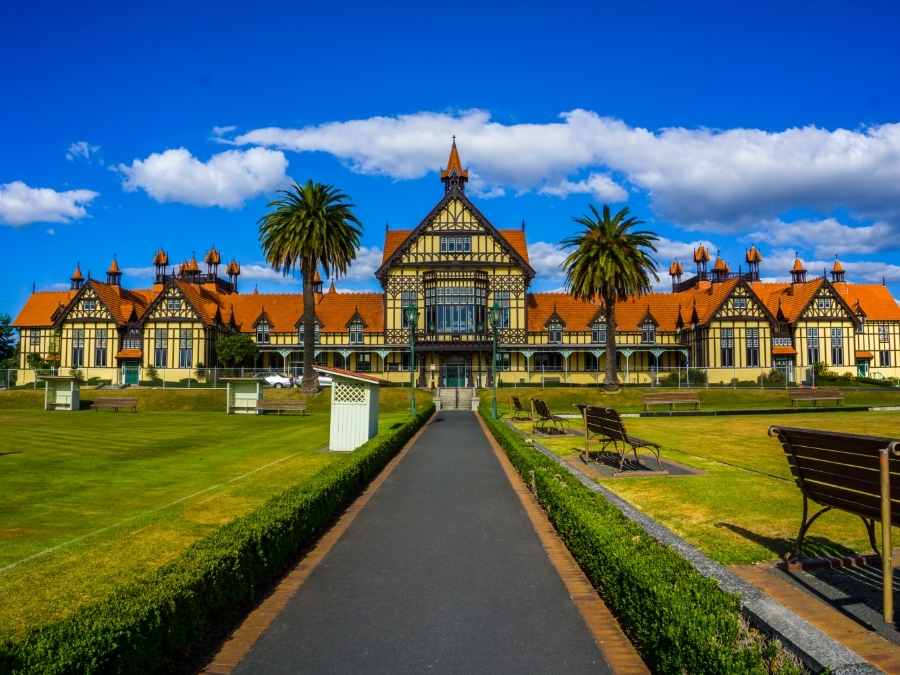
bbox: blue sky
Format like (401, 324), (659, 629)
(3, 0), (900, 317)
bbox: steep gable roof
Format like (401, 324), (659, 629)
(12, 290), (77, 327)
(832, 282), (900, 321)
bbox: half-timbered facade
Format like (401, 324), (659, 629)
(12, 142), (900, 385)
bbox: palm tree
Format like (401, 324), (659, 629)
(259, 181), (362, 392)
(562, 205), (658, 389)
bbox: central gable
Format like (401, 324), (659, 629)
(376, 192), (534, 282)
(65, 286), (114, 321)
(711, 283), (771, 321)
(798, 283), (856, 322)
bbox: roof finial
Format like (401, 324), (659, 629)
(441, 137), (468, 192)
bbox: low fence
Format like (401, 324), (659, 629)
(2, 365), (897, 390)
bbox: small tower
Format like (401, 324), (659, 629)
(70, 263), (84, 290)
(745, 245), (762, 281)
(668, 260), (683, 291)
(693, 245), (710, 279)
(227, 258), (241, 291)
(180, 255), (201, 282)
(711, 253), (730, 283)
(153, 248), (169, 283)
(831, 255), (846, 283)
(440, 137), (469, 193)
(204, 246), (221, 277)
(790, 253), (807, 284)
(106, 257), (122, 286)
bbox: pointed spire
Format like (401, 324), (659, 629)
(106, 256), (122, 286)
(440, 137), (469, 192)
(70, 263), (84, 290)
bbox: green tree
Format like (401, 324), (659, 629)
(215, 333), (258, 368)
(258, 181), (361, 392)
(562, 205), (658, 389)
(0, 313), (15, 368)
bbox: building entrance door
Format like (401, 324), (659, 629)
(442, 358), (468, 387)
(122, 363), (139, 385)
(856, 359), (869, 378)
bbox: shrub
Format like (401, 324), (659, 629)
(479, 406), (800, 674)
(0, 405), (433, 674)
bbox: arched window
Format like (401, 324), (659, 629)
(349, 320), (364, 344)
(548, 320), (563, 344)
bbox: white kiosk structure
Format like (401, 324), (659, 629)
(315, 366), (381, 452)
(41, 375), (80, 411)
(223, 377), (262, 414)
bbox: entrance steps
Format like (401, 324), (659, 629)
(435, 387), (479, 411)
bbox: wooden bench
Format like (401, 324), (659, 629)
(642, 391), (700, 411)
(92, 397), (137, 412)
(769, 425), (899, 623)
(511, 395), (531, 420)
(532, 398), (566, 434)
(789, 387), (844, 407)
(256, 399), (308, 415)
(581, 405), (662, 471)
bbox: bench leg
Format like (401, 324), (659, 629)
(792, 495), (832, 560)
(861, 517), (880, 558)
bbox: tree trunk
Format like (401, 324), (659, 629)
(301, 267), (318, 393)
(604, 297), (619, 390)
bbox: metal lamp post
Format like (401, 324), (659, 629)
(403, 304), (419, 416)
(488, 302), (502, 419)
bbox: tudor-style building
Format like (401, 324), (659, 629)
(12, 142), (900, 385)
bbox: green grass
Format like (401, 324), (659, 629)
(0, 387), (430, 638)
(512, 410), (900, 565)
(491, 384), (900, 414)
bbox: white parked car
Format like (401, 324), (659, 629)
(262, 373), (333, 388)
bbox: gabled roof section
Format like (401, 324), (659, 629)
(375, 190), (535, 282)
(48, 280), (154, 327)
(832, 282), (900, 321)
(12, 290), (77, 327)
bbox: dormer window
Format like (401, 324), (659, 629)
(734, 297), (747, 311)
(591, 320), (606, 344)
(641, 320), (656, 344)
(167, 297), (180, 311)
(548, 320), (563, 344)
(816, 297), (831, 310)
(256, 320), (270, 344)
(84, 299), (96, 312)
(299, 321), (320, 344)
(440, 235), (471, 253)
(349, 319), (364, 344)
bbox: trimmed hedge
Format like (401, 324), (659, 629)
(0, 404), (433, 674)
(480, 406), (800, 674)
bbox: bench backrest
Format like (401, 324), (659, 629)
(643, 392), (699, 401)
(258, 400), (306, 408)
(532, 398), (552, 419)
(770, 426), (900, 523)
(94, 398), (137, 405)
(584, 405), (627, 442)
(511, 396), (524, 411)
(789, 388), (843, 398)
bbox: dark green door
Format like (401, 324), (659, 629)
(443, 364), (466, 387)
(123, 363), (139, 385)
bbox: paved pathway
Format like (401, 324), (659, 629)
(235, 411), (610, 674)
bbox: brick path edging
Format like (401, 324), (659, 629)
(501, 419), (880, 675)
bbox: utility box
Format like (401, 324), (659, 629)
(315, 366), (381, 452)
(42, 376), (80, 411)
(224, 377), (262, 414)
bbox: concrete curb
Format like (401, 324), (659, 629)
(502, 419), (880, 674)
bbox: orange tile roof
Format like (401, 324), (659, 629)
(772, 346), (797, 356)
(229, 293), (302, 333)
(750, 279), (823, 322)
(855, 351), (874, 359)
(315, 292), (384, 332)
(116, 348), (143, 359)
(832, 282), (900, 320)
(440, 139), (469, 180)
(382, 230), (411, 264)
(12, 290), (77, 327)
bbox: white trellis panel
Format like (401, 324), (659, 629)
(318, 367), (381, 452)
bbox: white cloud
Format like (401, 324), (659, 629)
(235, 264), (297, 284)
(747, 218), (900, 257)
(0, 181), (99, 227)
(539, 173), (627, 202)
(527, 241), (569, 281)
(231, 109), (900, 245)
(122, 266), (155, 278)
(66, 141), (101, 162)
(343, 245), (384, 281)
(46, 228), (55, 236)
(212, 125), (237, 137)
(117, 147), (290, 208)
(760, 248), (900, 284)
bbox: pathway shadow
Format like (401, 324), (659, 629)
(715, 522), (859, 560)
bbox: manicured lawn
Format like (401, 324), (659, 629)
(512, 410), (900, 566)
(493, 384), (900, 413)
(0, 387), (429, 638)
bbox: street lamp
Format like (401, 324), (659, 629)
(488, 301), (502, 418)
(403, 303), (419, 416)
